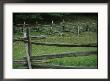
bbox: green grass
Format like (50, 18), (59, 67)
(13, 41), (97, 60)
(13, 55), (97, 68)
(47, 55), (97, 67)
(13, 32), (23, 38)
(32, 32), (97, 44)
(13, 63), (26, 69)
(13, 32), (97, 60)
(14, 32), (97, 45)
(13, 42), (26, 60)
(13, 32), (97, 68)
(32, 45), (97, 56)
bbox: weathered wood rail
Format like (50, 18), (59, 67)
(14, 50), (97, 63)
(14, 59), (49, 64)
(27, 51), (97, 60)
(13, 62), (97, 69)
(14, 35), (47, 39)
(14, 60), (27, 64)
(14, 51), (97, 69)
(13, 39), (97, 47)
(32, 64), (97, 69)
(30, 42), (97, 47)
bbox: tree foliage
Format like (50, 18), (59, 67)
(13, 13), (98, 33)
(13, 13), (97, 24)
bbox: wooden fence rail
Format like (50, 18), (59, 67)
(14, 50), (97, 64)
(14, 51), (97, 69)
(13, 60), (97, 69)
(28, 51), (97, 60)
(32, 64), (97, 69)
(13, 39), (97, 47)
(30, 42), (97, 47)
(14, 35), (47, 39)
(14, 59), (49, 64)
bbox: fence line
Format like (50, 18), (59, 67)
(13, 39), (97, 47)
(14, 50), (97, 69)
(32, 64), (97, 69)
(28, 51), (97, 60)
(30, 42), (97, 47)
(13, 60), (97, 69)
(14, 50), (97, 64)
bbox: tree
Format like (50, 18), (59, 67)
(13, 13), (42, 24)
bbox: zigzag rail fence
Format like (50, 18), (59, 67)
(13, 22), (98, 69)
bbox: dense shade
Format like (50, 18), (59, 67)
(13, 13), (98, 24)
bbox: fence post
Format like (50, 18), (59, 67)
(78, 25), (80, 37)
(23, 23), (32, 69)
(62, 19), (65, 31)
(36, 21), (39, 31)
(26, 27), (32, 57)
(49, 20), (53, 35)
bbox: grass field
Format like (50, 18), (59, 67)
(32, 32), (97, 44)
(13, 32), (98, 68)
(47, 55), (97, 67)
(14, 32), (97, 44)
(13, 55), (97, 69)
(13, 41), (97, 60)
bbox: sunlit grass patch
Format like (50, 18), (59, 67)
(13, 42), (25, 60)
(32, 45), (97, 56)
(47, 55), (97, 67)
